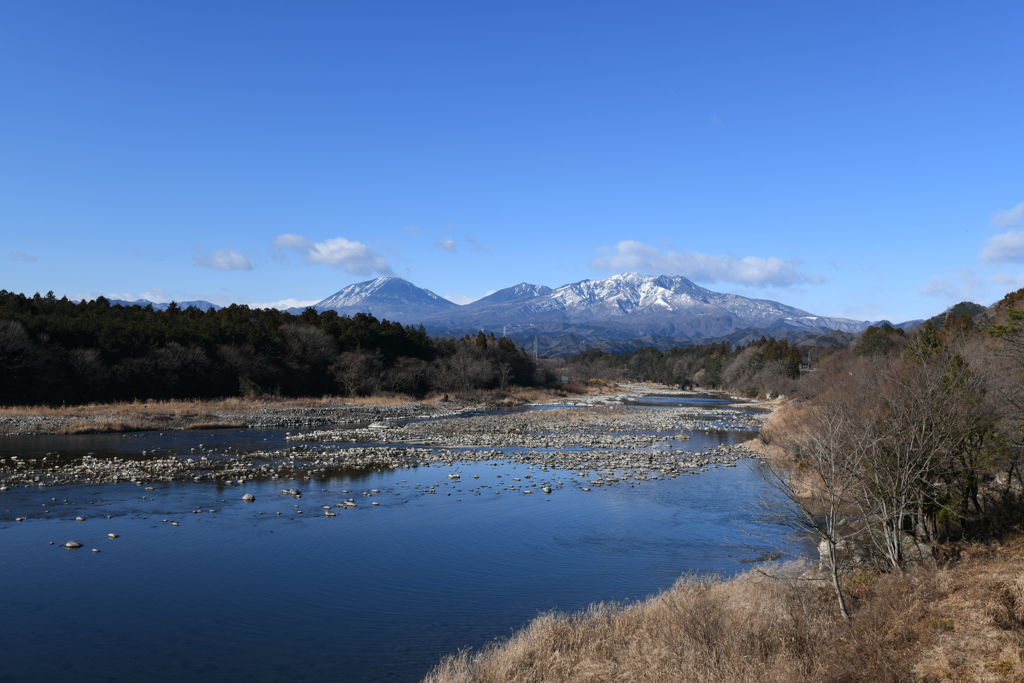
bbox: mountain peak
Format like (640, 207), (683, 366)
(311, 277), (458, 319)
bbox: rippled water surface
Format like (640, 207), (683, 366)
(0, 404), (799, 683)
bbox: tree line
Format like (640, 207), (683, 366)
(561, 335), (803, 396)
(0, 291), (544, 405)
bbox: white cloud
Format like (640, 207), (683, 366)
(589, 240), (818, 287)
(434, 238), (457, 252)
(990, 271), (1024, 289)
(444, 294), (479, 305)
(247, 298), (321, 311)
(920, 267), (985, 302)
(74, 287), (239, 307)
(85, 287), (176, 304)
(273, 234), (393, 275)
(9, 250), (37, 262)
(405, 225), (425, 235)
(979, 230), (1024, 264)
(194, 247), (253, 271)
(993, 202), (1024, 228)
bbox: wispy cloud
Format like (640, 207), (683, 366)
(405, 225), (425, 235)
(979, 230), (1024, 264)
(444, 294), (478, 305)
(920, 267), (985, 302)
(9, 250), (37, 262)
(467, 236), (490, 253)
(589, 240), (819, 287)
(273, 234), (393, 275)
(993, 202), (1024, 228)
(434, 238), (457, 253)
(990, 271), (1024, 289)
(194, 247), (253, 271)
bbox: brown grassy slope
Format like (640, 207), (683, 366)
(424, 539), (1024, 683)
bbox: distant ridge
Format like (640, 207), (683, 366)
(107, 298), (221, 312)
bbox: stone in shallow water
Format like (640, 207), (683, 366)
(108, 533), (118, 539)
(65, 541), (82, 549)
(242, 493), (255, 502)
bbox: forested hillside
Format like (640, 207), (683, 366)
(0, 291), (542, 406)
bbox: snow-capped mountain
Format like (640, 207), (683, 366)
(305, 273), (877, 344)
(419, 273), (870, 336)
(302, 276), (459, 320)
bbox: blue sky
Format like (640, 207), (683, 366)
(3, 1), (1023, 323)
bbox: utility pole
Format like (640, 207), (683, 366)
(534, 336), (539, 359)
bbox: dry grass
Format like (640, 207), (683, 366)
(910, 538), (1024, 682)
(424, 540), (1024, 683)
(0, 382), (620, 419)
(0, 385), (623, 435)
(0, 396), (342, 435)
(0, 395), (347, 419)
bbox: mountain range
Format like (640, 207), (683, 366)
(289, 273), (920, 355)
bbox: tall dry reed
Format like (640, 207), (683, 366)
(424, 545), (1024, 683)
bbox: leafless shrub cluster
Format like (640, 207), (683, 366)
(752, 298), (1024, 618)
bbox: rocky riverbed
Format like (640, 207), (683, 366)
(0, 392), (771, 493)
(0, 401), (465, 436)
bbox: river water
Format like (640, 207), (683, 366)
(0, 396), (799, 683)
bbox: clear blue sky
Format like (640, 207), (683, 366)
(3, 1), (1023, 323)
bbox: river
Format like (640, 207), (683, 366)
(0, 395), (800, 682)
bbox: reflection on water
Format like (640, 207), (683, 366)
(0, 408), (800, 683)
(0, 427), (299, 461)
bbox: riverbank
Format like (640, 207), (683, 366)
(0, 382), (621, 437)
(424, 533), (1024, 682)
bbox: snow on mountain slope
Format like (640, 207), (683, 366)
(309, 277), (459, 320)
(302, 273), (873, 337)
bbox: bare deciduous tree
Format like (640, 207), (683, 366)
(757, 369), (881, 619)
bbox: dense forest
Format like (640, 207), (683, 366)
(0, 291), (544, 406)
